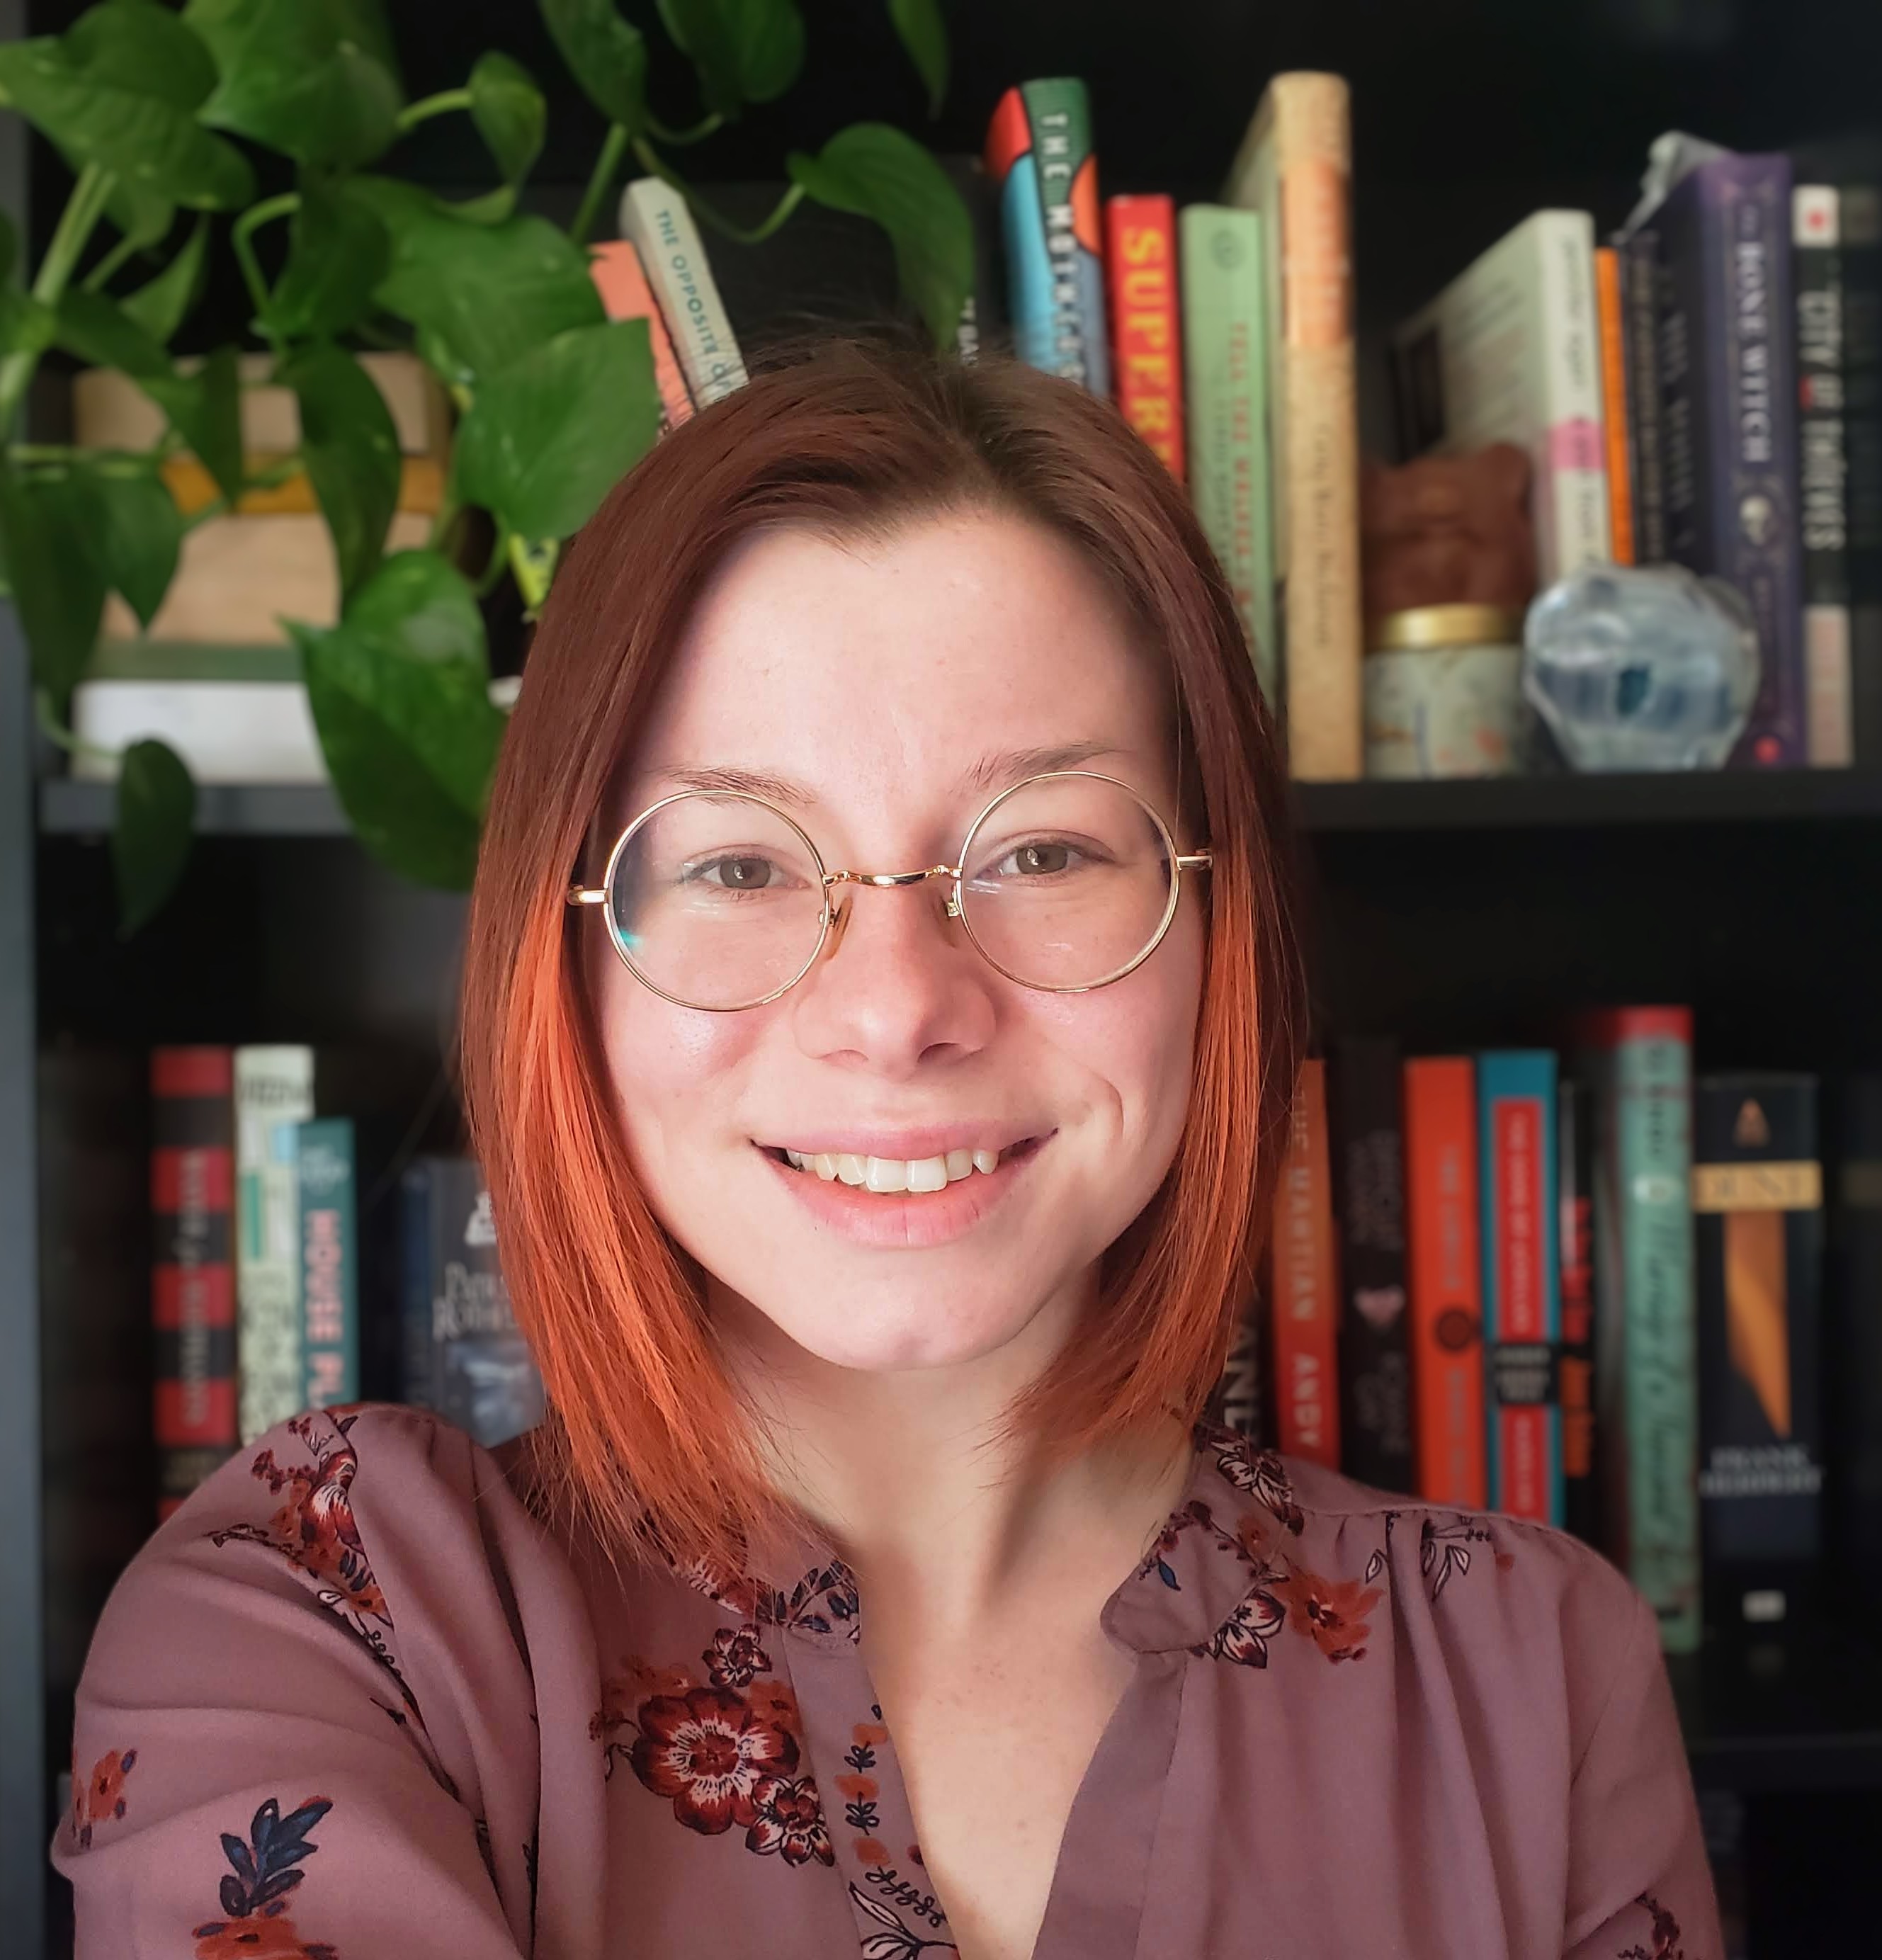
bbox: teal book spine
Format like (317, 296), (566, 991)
(296, 1117), (359, 1410)
(1476, 1050), (1563, 1525)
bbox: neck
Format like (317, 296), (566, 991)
(712, 1275), (1196, 1633)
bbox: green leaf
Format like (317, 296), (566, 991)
(81, 465), (183, 626)
(112, 736), (196, 936)
(120, 215), (210, 344)
(55, 285), (169, 377)
(142, 344), (243, 506)
(278, 343), (400, 602)
(264, 181), (390, 341)
(64, 1), (217, 110)
(101, 176), (175, 251)
(538, 0), (648, 135)
(0, 36), (255, 209)
(0, 293), (57, 361)
(290, 550), (506, 889)
(655, 0), (803, 115)
(885, 0), (948, 118)
(455, 319), (659, 541)
(786, 124), (972, 350)
(348, 177), (603, 380)
(445, 187), (516, 227)
(183, 0), (403, 169)
(469, 52), (545, 188)
(0, 470), (106, 710)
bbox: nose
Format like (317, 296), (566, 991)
(790, 874), (997, 1076)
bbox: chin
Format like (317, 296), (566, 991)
(722, 1275), (1062, 1378)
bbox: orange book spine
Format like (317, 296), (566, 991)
(1270, 1058), (1341, 1466)
(1403, 1058), (1487, 1507)
(589, 239), (696, 432)
(1103, 194), (1185, 482)
(1594, 246), (1636, 565)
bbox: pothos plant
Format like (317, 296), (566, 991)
(0, 0), (970, 931)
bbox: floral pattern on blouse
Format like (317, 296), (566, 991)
(70, 1746), (137, 1849)
(191, 1794), (336, 1960)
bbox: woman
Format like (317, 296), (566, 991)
(56, 341), (1719, 1960)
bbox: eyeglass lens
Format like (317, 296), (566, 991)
(608, 776), (1178, 1010)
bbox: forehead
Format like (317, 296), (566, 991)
(616, 511), (1170, 815)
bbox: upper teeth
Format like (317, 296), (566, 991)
(782, 1147), (1004, 1191)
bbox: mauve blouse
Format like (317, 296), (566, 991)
(53, 1403), (1721, 1959)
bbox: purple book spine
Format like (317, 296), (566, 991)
(1655, 154), (1806, 766)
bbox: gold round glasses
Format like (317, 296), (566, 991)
(566, 769), (1213, 1012)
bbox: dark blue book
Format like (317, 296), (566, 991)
(399, 1156), (544, 1448)
(1649, 152), (1807, 767)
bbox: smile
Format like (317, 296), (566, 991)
(764, 1143), (1032, 1192)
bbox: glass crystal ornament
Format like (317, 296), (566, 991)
(1521, 562), (1760, 771)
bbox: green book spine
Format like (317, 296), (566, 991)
(1180, 204), (1277, 704)
(296, 1118), (359, 1411)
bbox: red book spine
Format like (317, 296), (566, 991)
(1404, 1058), (1487, 1508)
(589, 238), (696, 432)
(1103, 194), (1185, 481)
(1270, 1059), (1340, 1466)
(151, 1046), (237, 1520)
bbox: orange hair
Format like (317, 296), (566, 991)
(460, 337), (1307, 1578)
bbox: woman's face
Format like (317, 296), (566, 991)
(590, 510), (1206, 1379)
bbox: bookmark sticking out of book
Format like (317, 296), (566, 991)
(617, 179), (749, 409)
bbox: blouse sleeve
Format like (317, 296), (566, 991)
(1562, 1587), (1724, 1959)
(50, 1407), (536, 1959)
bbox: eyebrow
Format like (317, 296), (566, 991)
(651, 741), (1133, 809)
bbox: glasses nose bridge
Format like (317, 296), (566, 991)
(822, 862), (964, 951)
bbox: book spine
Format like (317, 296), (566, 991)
(983, 79), (1110, 392)
(1657, 156), (1807, 766)
(1693, 1074), (1825, 1622)
(945, 156), (1007, 363)
(1330, 1036), (1413, 1492)
(399, 1160), (436, 1410)
(1583, 1007), (1701, 1653)
(616, 178), (749, 407)
(1834, 1075), (1882, 1602)
(1402, 1056), (1487, 1509)
(1841, 186), (1882, 761)
(1622, 227), (1669, 563)
(1594, 245), (1637, 564)
(234, 1045), (315, 1444)
(1794, 186), (1855, 766)
(1206, 1276), (1266, 1444)
(296, 1117), (358, 1411)
(1180, 203), (1276, 701)
(588, 237), (696, 431)
(152, 1046), (237, 1519)
(429, 1161), (545, 1448)
(1104, 194), (1185, 481)
(1536, 213), (1611, 583)
(1270, 1058), (1340, 1467)
(1558, 1078), (1599, 1543)
(1478, 1051), (1563, 1525)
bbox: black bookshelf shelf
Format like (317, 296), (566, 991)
(38, 779), (349, 837)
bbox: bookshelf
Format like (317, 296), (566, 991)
(8, 2), (1882, 1956)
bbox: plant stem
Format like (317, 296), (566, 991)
(473, 525), (513, 599)
(81, 228), (143, 294)
(0, 162), (115, 434)
(397, 87), (474, 133)
(645, 111), (725, 147)
(569, 123), (629, 249)
(230, 193), (300, 341)
(628, 139), (805, 245)
(34, 686), (118, 768)
(428, 483), (461, 555)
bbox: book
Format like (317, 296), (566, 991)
(1840, 184), (1882, 761)
(1269, 1058), (1340, 1467)
(400, 1157), (545, 1448)
(234, 1046), (315, 1444)
(1181, 203), (1277, 703)
(1834, 1075), (1882, 1605)
(151, 1046), (237, 1518)
(1577, 1007), (1701, 1654)
(1478, 1050), (1563, 1525)
(617, 177), (749, 408)
(982, 79), (1111, 392)
(1693, 1073), (1825, 1624)
(1222, 72), (1363, 781)
(1390, 210), (1611, 587)
(1638, 152), (1807, 767)
(1594, 244), (1637, 564)
(1558, 1078), (1599, 1543)
(1328, 1036), (1413, 1492)
(1104, 193), (1184, 480)
(296, 1118), (359, 1412)
(1402, 1056), (1487, 1509)
(1206, 1276), (1265, 1444)
(1620, 226), (1670, 564)
(1793, 185), (1855, 766)
(946, 155), (1008, 364)
(589, 237), (696, 431)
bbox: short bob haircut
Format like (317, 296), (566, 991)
(460, 335), (1307, 1580)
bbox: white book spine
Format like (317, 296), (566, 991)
(617, 178), (749, 408)
(235, 1046), (316, 1444)
(71, 681), (327, 786)
(1536, 212), (1611, 584)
